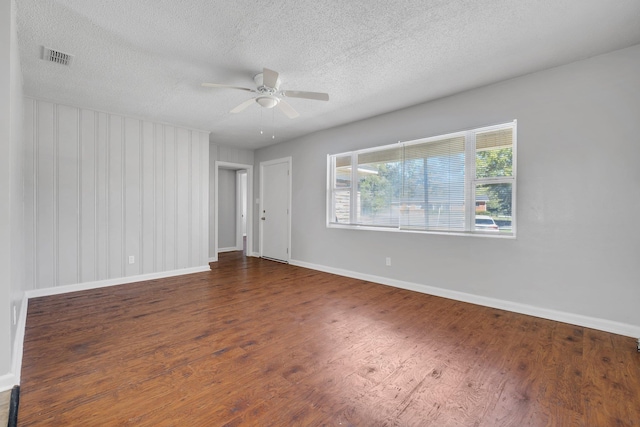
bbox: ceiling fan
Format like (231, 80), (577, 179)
(202, 68), (329, 119)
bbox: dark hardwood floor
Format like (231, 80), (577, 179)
(19, 251), (640, 426)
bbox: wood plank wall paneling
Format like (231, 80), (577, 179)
(23, 98), (210, 290)
(57, 105), (80, 286)
(96, 112), (109, 281)
(141, 121), (154, 275)
(34, 101), (56, 288)
(23, 97), (36, 292)
(79, 109), (97, 283)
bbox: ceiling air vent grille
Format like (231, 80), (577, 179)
(42, 47), (74, 66)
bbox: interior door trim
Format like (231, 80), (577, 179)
(259, 157), (292, 262)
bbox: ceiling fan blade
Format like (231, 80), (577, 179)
(201, 83), (255, 92)
(262, 68), (279, 88)
(230, 98), (256, 114)
(277, 99), (300, 119)
(282, 90), (329, 101)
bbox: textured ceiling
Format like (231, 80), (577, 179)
(16, 0), (640, 149)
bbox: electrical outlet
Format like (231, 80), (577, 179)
(386, 257), (391, 266)
(128, 255), (135, 264)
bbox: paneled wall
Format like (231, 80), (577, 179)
(23, 98), (210, 290)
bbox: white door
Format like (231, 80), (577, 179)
(260, 159), (290, 262)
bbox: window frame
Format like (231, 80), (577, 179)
(327, 120), (517, 238)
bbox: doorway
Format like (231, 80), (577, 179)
(213, 161), (253, 262)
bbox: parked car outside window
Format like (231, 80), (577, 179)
(475, 215), (499, 231)
(494, 217), (512, 232)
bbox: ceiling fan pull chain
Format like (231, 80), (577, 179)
(260, 108), (264, 135)
(271, 108), (275, 139)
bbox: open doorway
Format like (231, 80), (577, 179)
(213, 161), (253, 262)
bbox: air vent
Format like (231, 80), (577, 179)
(42, 46), (74, 66)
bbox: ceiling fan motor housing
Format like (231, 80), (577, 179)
(254, 73), (281, 94)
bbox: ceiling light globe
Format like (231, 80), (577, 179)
(256, 96), (279, 109)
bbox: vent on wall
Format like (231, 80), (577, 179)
(41, 46), (74, 66)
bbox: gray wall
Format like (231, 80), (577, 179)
(216, 144), (254, 166)
(1, 0), (25, 387)
(254, 44), (640, 330)
(23, 99), (210, 290)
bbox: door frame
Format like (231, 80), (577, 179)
(213, 161), (253, 262)
(259, 157), (292, 262)
(235, 170), (247, 251)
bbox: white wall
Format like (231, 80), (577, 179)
(1, 0), (25, 390)
(208, 142), (253, 258)
(254, 44), (640, 334)
(23, 99), (210, 290)
(216, 144), (254, 166)
(0, 0), (11, 384)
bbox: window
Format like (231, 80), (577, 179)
(328, 121), (516, 236)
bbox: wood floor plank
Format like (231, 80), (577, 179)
(582, 330), (640, 427)
(18, 251), (640, 426)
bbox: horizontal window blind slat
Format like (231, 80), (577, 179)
(476, 128), (512, 150)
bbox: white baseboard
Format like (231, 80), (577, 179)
(0, 373), (18, 392)
(209, 257), (218, 263)
(217, 247), (239, 253)
(250, 252), (260, 258)
(1, 295), (29, 391)
(289, 259), (640, 339)
(9, 296), (28, 388)
(25, 265), (211, 299)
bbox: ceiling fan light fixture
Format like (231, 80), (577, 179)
(255, 95), (279, 109)
(203, 67), (328, 118)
